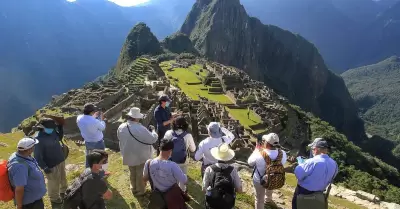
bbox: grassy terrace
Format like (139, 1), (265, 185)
(161, 62), (233, 104)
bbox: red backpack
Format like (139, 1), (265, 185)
(0, 160), (14, 202)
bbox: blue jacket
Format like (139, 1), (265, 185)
(34, 125), (65, 170)
(154, 105), (172, 133)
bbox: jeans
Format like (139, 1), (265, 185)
(156, 129), (167, 155)
(46, 161), (68, 202)
(253, 181), (274, 209)
(22, 199), (44, 209)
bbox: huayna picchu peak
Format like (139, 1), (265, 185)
(180, 0), (365, 143)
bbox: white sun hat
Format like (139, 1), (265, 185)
(210, 143), (235, 161)
(127, 107), (144, 119)
(17, 138), (39, 151)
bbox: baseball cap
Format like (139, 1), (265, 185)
(312, 140), (329, 149)
(158, 95), (171, 102)
(83, 103), (98, 113)
(17, 138), (39, 151)
(36, 118), (57, 129)
(308, 137), (323, 147)
(207, 122), (223, 138)
(262, 133), (280, 147)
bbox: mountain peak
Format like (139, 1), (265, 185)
(115, 22), (162, 73)
(180, 0), (365, 142)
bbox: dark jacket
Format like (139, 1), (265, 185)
(154, 105), (172, 133)
(34, 125), (65, 169)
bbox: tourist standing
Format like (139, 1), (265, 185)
(203, 143), (243, 209)
(154, 95), (176, 154)
(195, 122), (235, 177)
(76, 103), (109, 175)
(292, 140), (338, 209)
(68, 149), (113, 209)
(143, 139), (188, 209)
(163, 116), (196, 192)
(8, 138), (46, 209)
(117, 107), (158, 196)
(33, 118), (67, 206)
(248, 133), (287, 209)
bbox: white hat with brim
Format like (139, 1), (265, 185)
(210, 143), (235, 161)
(308, 137), (323, 147)
(17, 138), (39, 151)
(127, 107), (144, 119)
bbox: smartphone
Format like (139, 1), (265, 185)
(296, 156), (305, 164)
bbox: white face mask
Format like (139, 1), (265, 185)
(101, 163), (108, 171)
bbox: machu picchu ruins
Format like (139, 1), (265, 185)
(16, 56), (311, 159)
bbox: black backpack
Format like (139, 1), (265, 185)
(62, 172), (93, 209)
(205, 165), (235, 209)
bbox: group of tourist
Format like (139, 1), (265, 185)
(4, 94), (338, 209)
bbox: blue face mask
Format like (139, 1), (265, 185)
(166, 101), (170, 107)
(44, 128), (54, 134)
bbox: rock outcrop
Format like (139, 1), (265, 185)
(180, 0), (366, 142)
(161, 32), (198, 55)
(115, 22), (162, 73)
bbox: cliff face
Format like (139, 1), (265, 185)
(161, 32), (198, 54)
(180, 0), (365, 141)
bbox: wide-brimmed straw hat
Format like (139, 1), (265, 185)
(210, 143), (235, 161)
(127, 107), (144, 119)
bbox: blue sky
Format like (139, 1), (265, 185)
(66, 0), (151, 7)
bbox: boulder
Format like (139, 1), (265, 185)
(380, 202), (400, 209)
(356, 190), (380, 203)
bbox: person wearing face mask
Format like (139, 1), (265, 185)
(154, 95), (176, 155)
(292, 140), (338, 209)
(33, 118), (67, 207)
(7, 138), (47, 209)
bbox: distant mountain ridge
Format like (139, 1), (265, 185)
(342, 56), (400, 141)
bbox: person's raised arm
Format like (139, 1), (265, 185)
(221, 127), (235, 143)
(96, 119), (106, 131)
(247, 150), (258, 167)
(294, 160), (315, 181)
(102, 189), (113, 200)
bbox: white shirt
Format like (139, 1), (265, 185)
(76, 114), (106, 142)
(117, 121), (158, 166)
(247, 148), (287, 183)
(163, 129), (196, 154)
(195, 127), (235, 165)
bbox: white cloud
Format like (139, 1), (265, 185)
(65, 0), (151, 7)
(108, 0), (151, 7)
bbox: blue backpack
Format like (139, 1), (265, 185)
(170, 131), (188, 164)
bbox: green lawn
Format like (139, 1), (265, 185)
(227, 108), (262, 128)
(162, 65), (233, 104)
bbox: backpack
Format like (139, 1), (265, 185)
(170, 131), (188, 164)
(257, 149), (285, 190)
(205, 165), (235, 209)
(62, 172), (93, 209)
(0, 159), (30, 202)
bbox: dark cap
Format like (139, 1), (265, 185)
(158, 95), (171, 102)
(173, 116), (188, 129)
(312, 140), (329, 149)
(36, 118), (57, 129)
(83, 103), (98, 113)
(159, 139), (174, 151)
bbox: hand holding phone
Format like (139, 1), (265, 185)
(296, 156), (305, 164)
